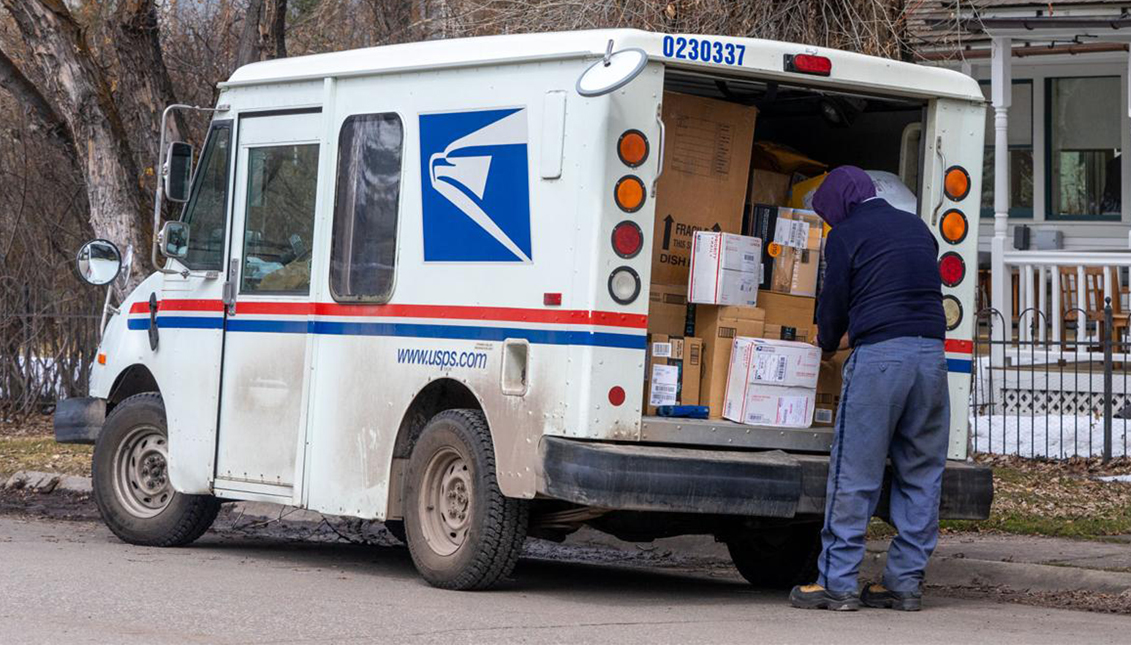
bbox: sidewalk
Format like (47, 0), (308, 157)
(6, 469), (1131, 596)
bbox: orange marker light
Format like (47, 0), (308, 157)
(944, 166), (970, 201)
(940, 209), (968, 244)
(614, 176), (646, 212)
(617, 130), (649, 167)
(97, 353), (107, 365)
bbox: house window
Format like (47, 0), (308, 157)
(980, 80), (1033, 218)
(1047, 76), (1121, 220)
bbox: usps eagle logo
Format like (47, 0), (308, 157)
(419, 107), (532, 262)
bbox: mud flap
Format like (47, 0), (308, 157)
(53, 397), (106, 444)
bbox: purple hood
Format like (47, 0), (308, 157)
(812, 166), (876, 227)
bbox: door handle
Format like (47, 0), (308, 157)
(222, 258), (239, 316)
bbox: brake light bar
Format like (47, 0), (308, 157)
(784, 54), (832, 77)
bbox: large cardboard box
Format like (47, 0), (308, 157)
(814, 350), (851, 427)
(697, 306), (766, 418)
(722, 336), (820, 428)
(648, 282), (694, 337)
(689, 232), (761, 306)
(748, 169), (791, 207)
(644, 334), (703, 415)
(651, 92), (757, 286)
(747, 205), (824, 297)
(757, 291), (817, 340)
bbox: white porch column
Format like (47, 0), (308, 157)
(990, 36), (1013, 348)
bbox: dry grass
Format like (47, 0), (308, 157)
(940, 455), (1131, 539)
(0, 414), (91, 478)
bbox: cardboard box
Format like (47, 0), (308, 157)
(697, 306), (766, 418)
(648, 282), (695, 337)
(689, 232), (761, 306)
(722, 336), (821, 428)
(757, 291), (817, 340)
(651, 92), (757, 286)
(748, 169), (791, 207)
(644, 334), (703, 415)
(750, 141), (828, 176)
(814, 350), (851, 427)
(729, 387), (816, 427)
(747, 205), (824, 297)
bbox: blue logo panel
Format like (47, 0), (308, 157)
(419, 108), (532, 262)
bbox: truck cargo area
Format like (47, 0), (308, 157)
(639, 68), (927, 444)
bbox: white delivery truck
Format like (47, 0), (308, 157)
(56, 29), (991, 590)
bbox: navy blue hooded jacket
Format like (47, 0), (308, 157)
(816, 198), (946, 353)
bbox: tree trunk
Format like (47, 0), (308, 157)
(235, 0), (287, 69)
(3, 0), (149, 286)
(235, 0), (267, 68)
(266, 0), (288, 60)
(0, 49), (74, 153)
(109, 0), (185, 176)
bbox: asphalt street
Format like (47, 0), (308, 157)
(1, 516), (1127, 645)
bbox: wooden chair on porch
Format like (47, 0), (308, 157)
(1058, 266), (1130, 344)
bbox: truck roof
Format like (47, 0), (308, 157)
(221, 28), (983, 102)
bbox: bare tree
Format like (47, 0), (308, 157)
(2, 0), (147, 284)
(236, 0), (288, 68)
(0, 48), (73, 153)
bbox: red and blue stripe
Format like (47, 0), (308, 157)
(127, 300), (649, 350)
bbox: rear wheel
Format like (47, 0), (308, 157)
(726, 522), (822, 589)
(92, 393), (220, 547)
(403, 409), (528, 590)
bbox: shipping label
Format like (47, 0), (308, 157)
(649, 364), (680, 406)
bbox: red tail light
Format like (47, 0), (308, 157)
(939, 252), (966, 287)
(612, 220), (643, 258)
(784, 54), (832, 76)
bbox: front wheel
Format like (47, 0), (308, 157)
(403, 409), (529, 590)
(726, 522), (822, 589)
(92, 393), (220, 547)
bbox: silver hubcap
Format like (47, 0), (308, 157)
(112, 426), (173, 518)
(418, 447), (472, 556)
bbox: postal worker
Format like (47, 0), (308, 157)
(790, 166), (949, 612)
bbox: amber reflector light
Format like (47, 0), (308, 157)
(944, 166), (971, 201)
(940, 209), (968, 244)
(618, 130), (649, 167)
(615, 176), (646, 212)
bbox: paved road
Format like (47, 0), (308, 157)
(1, 516), (1126, 645)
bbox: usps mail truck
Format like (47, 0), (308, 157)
(57, 29), (992, 590)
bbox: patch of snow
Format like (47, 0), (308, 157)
(970, 414), (1130, 459)
(1097, 474), (1131, 483)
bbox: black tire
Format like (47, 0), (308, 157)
(384, 519), (406, 543)
(726, 522), (822, 589)
(92, 392), (220, 547)
(403, 409), (529, 590)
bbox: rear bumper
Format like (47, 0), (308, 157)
(540, 437), (992, 520)
(53, 397), (105, 445)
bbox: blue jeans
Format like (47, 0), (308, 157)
(817, 336), (950, 593)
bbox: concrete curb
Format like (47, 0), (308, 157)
(3, 470), (92, 494)
(6, 471), (1131, 594)
(861, 550), (1131, 595)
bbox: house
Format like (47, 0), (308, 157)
(910, 1), (1131, 343)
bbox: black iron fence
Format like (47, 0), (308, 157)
(0, 288), (102, 421)
(972, 299), (1129, 462)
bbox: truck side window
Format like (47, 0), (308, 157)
(330, 113), (404, 302)
(180, 122), (232, 271)
(240, 143), (320, 294)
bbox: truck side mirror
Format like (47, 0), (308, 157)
(76, 239), (123, 286)
(165, 141), (194, 203)
(158, 221), (190, 259)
